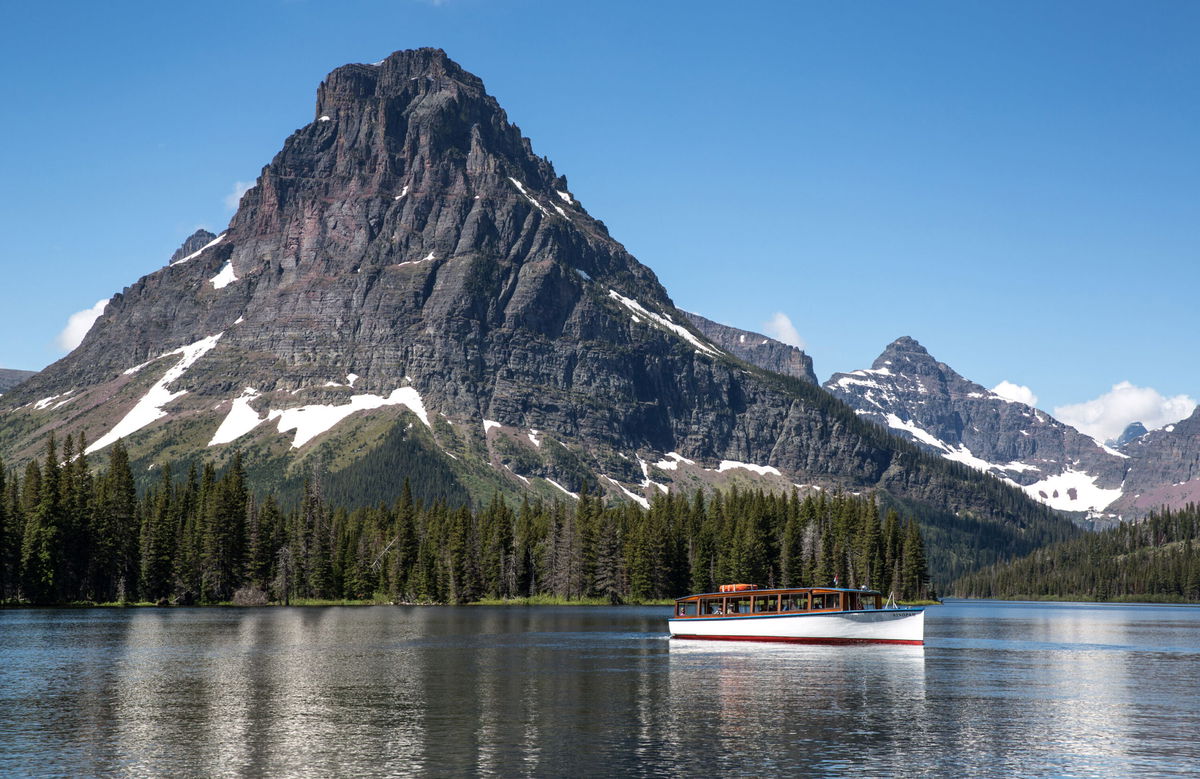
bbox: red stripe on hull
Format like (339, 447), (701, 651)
(671, 634), (923, 646)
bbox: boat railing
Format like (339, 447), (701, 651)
(884, 592), (899, 610)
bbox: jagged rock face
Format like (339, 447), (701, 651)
(1111, 408), (1200, 513)
(0, 370), (36, 394)
(825, 337), (1130, 517)
(169, 230), (218, 264)
(0, 49), (1072, 543)
(682, 312), (817, 384)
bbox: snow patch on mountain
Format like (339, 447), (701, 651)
(87, 333), (224, 454)
(637, 456), (670, 494)
(716, 460), (782, 477)
(508, 177), (553, 218)
(654, 452), (695, 471)
(544, 478), (578, 500)
(1020, 470), (1124, 513)
(603, 475), (650, 509)
(608, 291), (722, 358)
(171, 233), (225, 266)
(34, 391), (74, 411)
(210, 261), (238, 289)
(209, 388), (264, 446)
(269, 387), (430, 448)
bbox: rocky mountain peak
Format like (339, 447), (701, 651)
(168, 229), (218, 264)
(295, 47), (561, 198)
(1110, 421), (1148, 448)
(872, 336), (940, 374)
(318, 48), (484, 113)
(827, 338), (1129, 519)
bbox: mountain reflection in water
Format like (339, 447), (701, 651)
(1, 602), (1199, 776)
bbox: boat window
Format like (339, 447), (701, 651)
(811, 593), (840, 610)
(725, 596), (751, 615)
(676, 601), (697, 616)
(781, 594), (808, 612)
(701, 598), (724, 615)
(753, 595), (778, 613)
(846, 593), (861, 611)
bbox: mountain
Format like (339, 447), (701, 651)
(1108, 422), (1148, 449)
(0, 49), (1078, 579)
(824, 337), (1129, 521)
(681, 312), (817, 384)
(0, 369), (37, 394)
(1111, 408), (1200, 514)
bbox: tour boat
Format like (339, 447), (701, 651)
(668, 584), (924, 645)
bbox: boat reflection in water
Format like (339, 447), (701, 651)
(669, 584), (924, 645)
(666, 639), (928, 771)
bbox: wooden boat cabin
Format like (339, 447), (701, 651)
(673, 584), (884, 618)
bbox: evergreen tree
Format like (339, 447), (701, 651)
(21, 435), (61, 603)
(140, 465), (176, 601)
(91, 442), (138, 602)
(855, 497), (881, 589)
(389, 481), (418, 600)
(203, 452), (248, 600)
(512, 496), (538, 597)
(0, 458), (11, 600)
(304, 477), (335, 599)
(592, 504), (625, 604)
(901, 519), (930, 600)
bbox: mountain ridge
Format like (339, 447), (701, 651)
(825, 336), (1129, 521)
(0, 49), (1078, 581)
(825, 335), (1200, 521)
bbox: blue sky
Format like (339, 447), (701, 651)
(1, 1), (1196, 441)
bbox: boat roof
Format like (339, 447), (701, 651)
(676, 586), (882, 601)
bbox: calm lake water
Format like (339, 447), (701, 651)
(2, 600), (1199, 777)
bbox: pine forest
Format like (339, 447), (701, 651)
(953, 506), (1200, 602)
(1, 434), (934, 606)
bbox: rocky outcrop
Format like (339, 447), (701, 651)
(825, 337), (1130, 517)
(682, 312), (817, 384)
(168, 229), (218, 264)
(0, 49), (1074, 556)
(1110, 408), (1200, 514)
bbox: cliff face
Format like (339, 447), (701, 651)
(682, 312), (817, 384)
(825, 337), (1129, 519)
(0, 50), (1073, 548)
(1112, 408), (1200, 514)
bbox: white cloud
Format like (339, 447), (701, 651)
(1054, 381), (1196, 444)
(224, 180), (254, 210)
(56, 299), (108, 351)
(992, 380), (1038, 407)
(761, 312), (806, 349)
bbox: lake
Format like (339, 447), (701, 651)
(2, 600), (1198, 776)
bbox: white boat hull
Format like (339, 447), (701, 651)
(669, 608), (924, 645)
